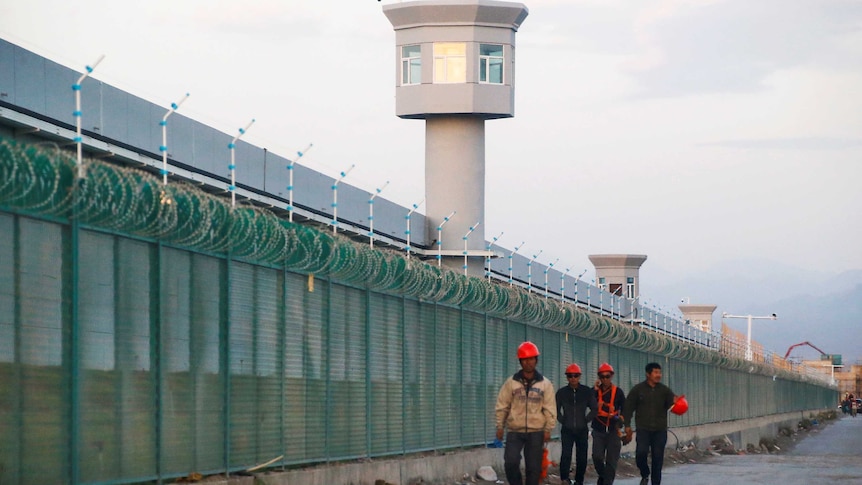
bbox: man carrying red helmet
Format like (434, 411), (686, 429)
(591, 363), (626, 485)
(555, 362), (597, 485)
(621, 362), (686, 485)
(495, 341), (557, 485)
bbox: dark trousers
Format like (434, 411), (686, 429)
(592, 428), (622, 485)
(559, 427), (588, 483)
(635, 429), (668, 485)
(504, 431), (545, 485)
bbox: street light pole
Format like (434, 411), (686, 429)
(722, 312), (778, 361)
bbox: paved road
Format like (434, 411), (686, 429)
(612, 416), (862, 485)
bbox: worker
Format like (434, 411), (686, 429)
(495, 341), (557, 485)
(555, 363), (597, 485)
(622, 362), (682, 485)
(591, 363), (626, 485)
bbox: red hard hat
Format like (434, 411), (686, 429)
(517, 341), (540, 359)
(670, 395), (689, 415)
(565, 363), (582, 374)
(597, 363), (615, 375)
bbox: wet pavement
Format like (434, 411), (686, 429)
(612, 415), (862, 485)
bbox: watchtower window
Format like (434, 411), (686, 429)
(401, 45), (421, 85)
(479, 44), (504, 84)
(433, 43), (466, 83)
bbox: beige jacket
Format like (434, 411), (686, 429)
(495, 370), (557, 433)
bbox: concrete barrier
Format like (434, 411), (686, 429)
(658, 408), (825, 451)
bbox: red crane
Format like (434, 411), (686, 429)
(783, 341), (828, 360)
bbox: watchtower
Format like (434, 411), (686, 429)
(383, 0), (529, 274)
(588, 254), (648, 299)
(678, 304), (718, 333)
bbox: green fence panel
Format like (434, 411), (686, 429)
(116, 238), (158, 480)
(327, 282), (367, 459)
(369, 292), (404, 455)
(302, 276), (328, 461)
(433, 304), (460, 449)
(229, 261), (259, 468)
(403, 299), (435, 451)
(254, 267), (283, 466)
(0, 214), (18, 483)
(0, 137), (840, 484)
(485, 316), (506, 442)
(283, 271), (308, 463)
(19, 218), (69, 485)
(190, 254), (225, 473)
(461, 310), (486, 445)
(160, 247), (195, 476)
(78, 230), (119, 483)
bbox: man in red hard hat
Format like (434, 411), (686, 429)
(555, 363), (597, 485)
(591, 363), (626, 485)
(621, 362), (681, 485)
(495, 341), (557, 485)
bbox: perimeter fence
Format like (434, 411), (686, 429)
(0, 138), (836, 484)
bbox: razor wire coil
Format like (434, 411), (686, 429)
(0, 137), (830, 386)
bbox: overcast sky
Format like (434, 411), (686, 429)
(2, 0), (861, 284)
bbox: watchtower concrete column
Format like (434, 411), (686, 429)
(425, 115), (485, 255)
(383, 0), (529, 274)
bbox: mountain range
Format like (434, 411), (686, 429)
(641, 259), (862, 366)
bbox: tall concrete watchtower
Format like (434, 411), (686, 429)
(679, 304), (717, 333)
(588, 254), (648, 299)
(383, 0), (529, 274)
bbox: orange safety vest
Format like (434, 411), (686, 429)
(596, 385), (618, 428)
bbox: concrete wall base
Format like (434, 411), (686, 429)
(660, 408), (825, 451)
(252, 409), (828, 485)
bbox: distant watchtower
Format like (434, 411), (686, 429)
(679, 304), (717, 333)
(383, 0), (529, 274)
(588, 254), (648, 299)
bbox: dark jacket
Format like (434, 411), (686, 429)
(592, 384), (626, 432)
(621, 381), (675, 432)
(556, 383), (598, 433)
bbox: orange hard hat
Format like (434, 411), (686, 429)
(597, 363), (615, 375)
(517, 341), (540, 359)
(670, 395), (688, 415)
(565, 363), (582, 374)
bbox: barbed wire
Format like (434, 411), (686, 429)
(0, 137), (831, 387)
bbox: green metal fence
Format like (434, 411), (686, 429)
(0, 138), (836, 484)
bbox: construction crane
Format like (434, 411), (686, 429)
(784, 341), (828, 360)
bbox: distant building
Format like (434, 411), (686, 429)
(835, 364), (862, 398)
(800, 358), (843, 385)
(588, 254), (647, 299)
(679, 304), (718, 333)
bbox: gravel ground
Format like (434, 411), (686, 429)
(464, 410), (836, 485)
